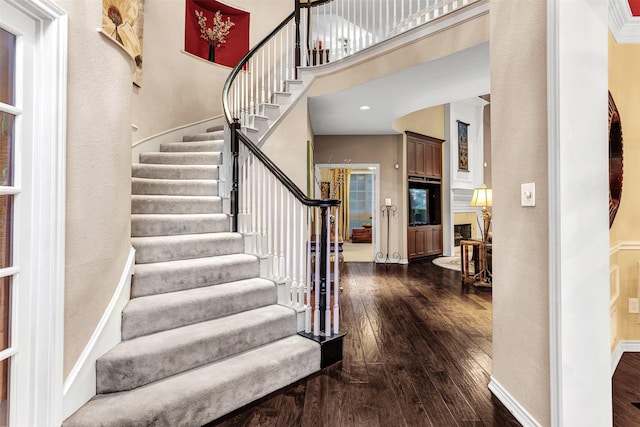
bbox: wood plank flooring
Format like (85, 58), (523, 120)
(613, 352), (640, 426)
(205, 258), (520, 426)
(203, 257), (640, 426)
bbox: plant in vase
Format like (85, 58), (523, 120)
(195, 9), (235, 62)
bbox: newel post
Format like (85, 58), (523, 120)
(230, 119), (240, 232)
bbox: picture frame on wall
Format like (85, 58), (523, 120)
(457, 120), (469, 171)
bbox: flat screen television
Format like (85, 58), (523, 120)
(409, 188), (428, 225)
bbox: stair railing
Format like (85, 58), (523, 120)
(304, 0), (479, 64)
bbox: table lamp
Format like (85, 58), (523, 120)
(470, 184), (492, 243)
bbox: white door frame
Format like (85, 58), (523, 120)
(315, 163), (380, 259)
(2, 1), (67, 426)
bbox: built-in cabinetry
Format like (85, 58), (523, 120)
(407, 132), (443, 180)
(407, 132), (444, 260)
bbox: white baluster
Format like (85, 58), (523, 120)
(273, 180), (280, 279)
(305, 207), (312, 333)
(290, 195), (298, 306)
(267, 172), (273, 278)
(313, 207), (320, 336)
(325, 205), (331, 337)
(279, 188), (286, 295)
(298, 202), (305, 309)
(333, 206), (340, 334)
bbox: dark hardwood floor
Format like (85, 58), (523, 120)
(613, 352), (640, 426)
(201, 257), (640, 426)
(205, 257), (520, 426)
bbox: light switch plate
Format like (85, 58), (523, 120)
(521, 183), (535, 207)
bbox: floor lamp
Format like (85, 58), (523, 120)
(469, 184), (492, 286)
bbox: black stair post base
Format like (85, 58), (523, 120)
(298, 330), (347, 368)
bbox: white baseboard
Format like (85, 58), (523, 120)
(611, 340), (640, 375)
(62, 247), (135, 419)
(488, 377), (542, 427)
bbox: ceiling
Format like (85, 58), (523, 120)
(308, 42), (490, 135)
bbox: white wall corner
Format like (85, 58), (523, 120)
(488, 377), (542, 427)
(62, 247), (135, 419)
(609, 0), (640, 43)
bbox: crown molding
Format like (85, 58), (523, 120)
(610, 0), (640, 43)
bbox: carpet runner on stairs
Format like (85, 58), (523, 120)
(63, 127), (320, 426)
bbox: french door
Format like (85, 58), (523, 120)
(0, 2), (34, 425)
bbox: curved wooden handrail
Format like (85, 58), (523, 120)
(222, 7), (339, 209)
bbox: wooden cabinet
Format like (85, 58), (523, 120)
(408, 225), (442, 259)
(407, 132), (443, 180)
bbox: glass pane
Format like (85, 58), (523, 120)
(0, 277), (9, 352)
(0, 113), (14, 186)
(0, 357), (9, 426)
(0, 197), (12, 269)
(0, 27), (16, 106)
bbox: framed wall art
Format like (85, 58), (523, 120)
(457, 120), (469, 171)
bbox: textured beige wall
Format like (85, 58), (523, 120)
(60, 0), (134, 378)
(262, 97), (311, 191)
(131, 0), (292, 142)
(609, 32), (640, 343)
(392, 105), (445, 139)
(314, 135), (404, 258)
(490, 0), (550, 424)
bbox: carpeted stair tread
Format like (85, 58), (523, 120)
(139, 152), (221, 166)
(131, 177), (218, 196)
(131, 195), (222, 214)
(132, 232), (244, 264)
(131, 213), (229, 237)
(159, 140), (223, 152)
(63, 335), (320, 427)
(206, 124), (224, 133)
(97, 304), (297, 393)
(122, 278), (277, 340)
(183, 130), (224, 141)
(132, 253), (259, 297)
(132, 163), (218, 180)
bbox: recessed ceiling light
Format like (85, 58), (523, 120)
(359, 105), (371, 110)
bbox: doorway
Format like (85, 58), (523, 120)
(315, 163), (379, 262)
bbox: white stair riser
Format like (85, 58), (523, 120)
(160, 141), (224, 152)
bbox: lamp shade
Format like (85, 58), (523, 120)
(470, 185), (493, 207)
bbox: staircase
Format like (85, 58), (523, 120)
(63, 127), (320, 426)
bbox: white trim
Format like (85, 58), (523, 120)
(488, 377), (542, 427)
(131, 116), (225, 162)
(62, 247), (136, 420)
(609, 0), (640, 43)
(610, 240), (640, 255)
(546, 0), (562, 423)
(611, 340), (640, 375)
(131, 115), (225, 148)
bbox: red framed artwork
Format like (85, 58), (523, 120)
(185, 0), (249, 68)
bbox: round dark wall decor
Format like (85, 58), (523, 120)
(609, 91), (623, 228)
